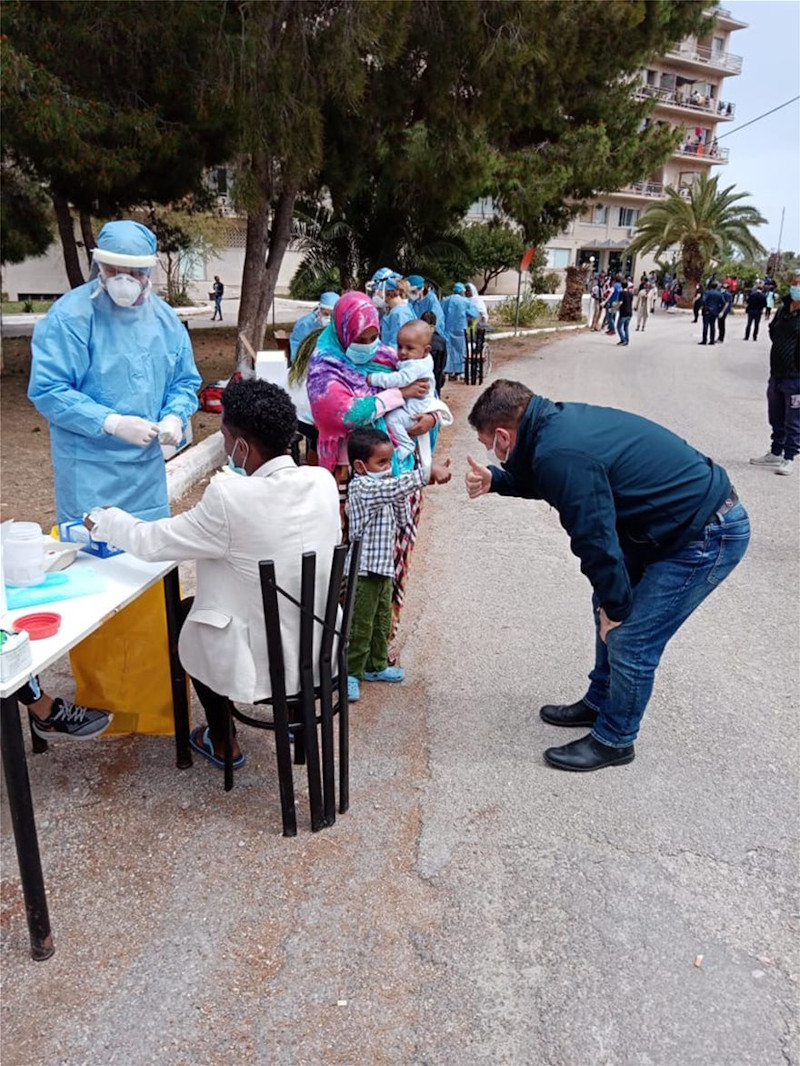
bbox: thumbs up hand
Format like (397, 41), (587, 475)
(465, 454), (492, 499)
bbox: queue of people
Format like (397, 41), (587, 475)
(15, 220), (794, 777)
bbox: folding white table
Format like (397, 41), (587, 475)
(0, 553), (191, 960)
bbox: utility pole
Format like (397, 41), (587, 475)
(776, 206), (786, 273)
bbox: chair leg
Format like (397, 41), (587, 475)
(223, 705), (235, 793)
(273, 700), (298, 837)
(338, 674), (349, 814)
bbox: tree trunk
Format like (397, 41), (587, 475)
(254, 182), (299, 338)
(559, 264), (588, 321)
(52, 192), (85, 289)
(681, 244), (705, 308)
(79, 211), (96, 270)
(236, 153), (273, 374)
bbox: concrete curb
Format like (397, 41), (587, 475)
(166, 431), (224, 503)
(490, 323), (586, 340)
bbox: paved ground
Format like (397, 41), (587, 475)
(2, 309), (798, 1065)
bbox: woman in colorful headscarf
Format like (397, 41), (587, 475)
(307, 291), (448, 638)
(306, 291), (434, 473)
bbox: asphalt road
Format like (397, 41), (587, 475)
(1, 308), (797, 1065)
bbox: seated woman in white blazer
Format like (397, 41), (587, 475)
(87, 379), (341, 769)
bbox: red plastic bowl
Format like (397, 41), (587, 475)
(14, 612), (62, 640)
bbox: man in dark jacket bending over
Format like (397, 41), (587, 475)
(465, 380), (750, 772)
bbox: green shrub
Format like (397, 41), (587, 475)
(166, 290), (195, 307)
(23, 299), (35, 313)
(490, 295), (556, 328)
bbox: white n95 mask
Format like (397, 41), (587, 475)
(105, 273), (147, 307)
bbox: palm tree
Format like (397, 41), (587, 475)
(627, 174), (767, 297)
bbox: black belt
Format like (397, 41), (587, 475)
(709, 486), (739, 524)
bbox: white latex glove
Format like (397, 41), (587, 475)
(103, 413), (159, 447)
(157, 414), (183, 446)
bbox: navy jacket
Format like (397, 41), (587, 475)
(489, 396), (732, 621)
(702, 289), (727, 317)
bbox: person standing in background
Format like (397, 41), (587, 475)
(289, 291), (339, 363)
(211, 275), (224, 321)
(745, 284), (768, 341)
(380, 279), (416, 349)
(616, 283), (633, 346)
(749, 272), (800, 477)
(700, 281), (726, 345)
(717, 282), (733, 343)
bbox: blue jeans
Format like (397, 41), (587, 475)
(617, 316), (631, 344)
(583, 502), (750, 747)
(606, 310), (618, 331)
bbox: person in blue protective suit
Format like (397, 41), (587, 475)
(367, 267), (403, 316)
(30, 219), (201, 523)
(407, 274), (445, 332)
(380, 278), (416, 349)
(22, 220), (202, 741)
(442, 282), (480, 379)
(288, 291), (339, 363)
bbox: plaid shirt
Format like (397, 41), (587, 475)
(346, 469), (426, 577)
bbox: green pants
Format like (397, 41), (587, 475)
(348, 573), (392, 680)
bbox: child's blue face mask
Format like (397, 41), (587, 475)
(347, 339), (380, 365)
(366, 470), (392, 479)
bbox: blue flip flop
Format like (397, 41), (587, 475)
(189, 726), (246, 770)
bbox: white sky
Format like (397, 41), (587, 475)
(721, 1), (800, 255)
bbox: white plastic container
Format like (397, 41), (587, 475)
(3, 522), (46, 587)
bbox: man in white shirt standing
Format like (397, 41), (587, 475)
(87, 380), (341, 768)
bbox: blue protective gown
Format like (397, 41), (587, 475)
(413, 290), (445, 332)
(29, 281), (201, 523)
(442, 295), (480, 374)
(289, 309), (324, 362)
(380, 302), (417, 349)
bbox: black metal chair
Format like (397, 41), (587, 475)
(221, 539), (361, 836)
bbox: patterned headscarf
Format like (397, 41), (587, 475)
(334, 292), (379, 350)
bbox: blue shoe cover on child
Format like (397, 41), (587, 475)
(364, 666), (405, 683)
(347, 676), (361, 702)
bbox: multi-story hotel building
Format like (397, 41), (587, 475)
(541, 7), (748, 281)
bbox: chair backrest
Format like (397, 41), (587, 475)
(258, 539), (362, 695)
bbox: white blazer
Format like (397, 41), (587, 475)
(92, 456), (342, 703)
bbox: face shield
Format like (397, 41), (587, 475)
(92, 240), (158, 308)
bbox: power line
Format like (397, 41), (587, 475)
(715, 95), (800, 141)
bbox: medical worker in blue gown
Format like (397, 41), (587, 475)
(442, 282), (480, 379)
(407, 274), (445, 332)
(288, 291), (339, 362)
(380, 278), (417, 348)
(21, 220), (201, 740)
(30, 219), (201, 523)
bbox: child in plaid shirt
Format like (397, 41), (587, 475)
(346, 427), (451, 701)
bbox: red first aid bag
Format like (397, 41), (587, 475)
(198, 373), (241, 414)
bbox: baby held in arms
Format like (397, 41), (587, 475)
(367, 320), (437, 465)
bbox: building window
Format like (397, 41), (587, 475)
(617, 208), (640, 228)
(594, 205), (608, 225)
(545, 248), (571, 269)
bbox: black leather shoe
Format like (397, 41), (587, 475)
(539, 698), (597, 728)
(544, 733), (635, 772)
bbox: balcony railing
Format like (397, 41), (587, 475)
(620, 182), (693, 200)
(666, 44), (743, 73)
(674, 141), (730, 162)
(635, 86), (735, 119)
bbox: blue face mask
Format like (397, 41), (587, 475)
(790, 285), (800, 301)
(226, 438), (249, 476)
(366, 469), (392, 479)
(347, 339), (380, 365)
